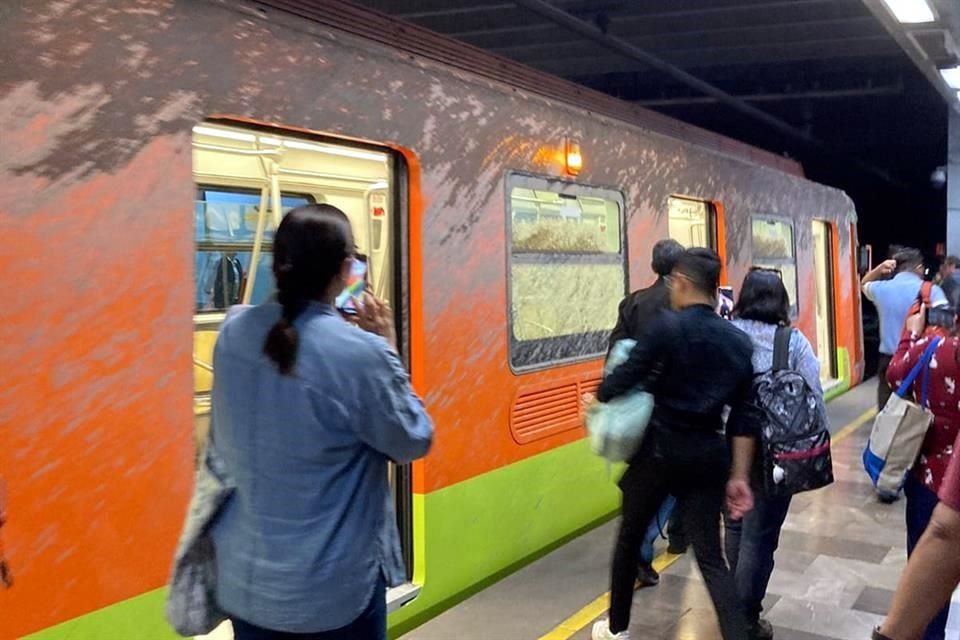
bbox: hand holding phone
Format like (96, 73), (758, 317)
(356, 292), (397, 351)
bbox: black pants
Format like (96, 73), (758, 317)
(609, 429), (749, 639)
(877, 353), (893, 411)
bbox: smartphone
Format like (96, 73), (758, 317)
(335, 257), (368, 315)
(717, 286), (734, 320)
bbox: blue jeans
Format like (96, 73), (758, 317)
(724, 493), (792, 622)
(905, 476), (950, 640)
(640, 495), (677, 565)
(232, 573), (387, 640)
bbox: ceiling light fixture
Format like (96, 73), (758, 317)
(280, 139), (387, 162)
(192, 125), (387, 162)
(880, 0), (936, 24)
(192, 125), (256, 142)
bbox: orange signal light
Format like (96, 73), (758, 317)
(565, 139), (583, 175)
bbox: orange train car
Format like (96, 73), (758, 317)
(0, 1), (863, 639)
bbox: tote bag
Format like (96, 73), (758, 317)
(586, 339), (655, 463)
(165, 441), (235, 636)
(863, 338), (941, 494)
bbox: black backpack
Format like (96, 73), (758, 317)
(752, 327), (834, 496)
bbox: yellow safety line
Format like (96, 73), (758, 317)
(538, 405), (877, 640)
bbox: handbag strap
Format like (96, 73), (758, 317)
(920, 338), (944, 408)
(895, 338), (941, 400)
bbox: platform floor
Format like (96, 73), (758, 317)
(402, 381), (934, 640)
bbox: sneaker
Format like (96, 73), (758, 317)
(667, 539), (688, 555)
(878, 491), (900, 504)
(636, 564), (660, 588)
(592, 620), (631, 640)
(750, 618), (774, 640)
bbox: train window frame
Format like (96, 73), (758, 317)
(505, 171), (628, 373)
(667, 195), (718, 250)
(194, 184), (315, 317)
(751, 215), (800, 317)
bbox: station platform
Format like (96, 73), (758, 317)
(402, 381), (919, 640)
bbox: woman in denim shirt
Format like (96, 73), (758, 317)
(210, 204), (434, 640)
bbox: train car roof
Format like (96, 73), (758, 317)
(256, 0), (806, 178)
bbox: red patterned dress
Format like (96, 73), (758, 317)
(887, 332), (960, 494)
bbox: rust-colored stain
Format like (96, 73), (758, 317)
(0, 0), (861, 636)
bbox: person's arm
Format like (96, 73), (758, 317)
(790, 331), (824, 398)
(877, 503), (960, 640)
(597, 313), (670, 402)
(885, 311), (926, 388)
(727, 436), (755, 520)
(352, 343), (434, 465)
(930, 283), (949, 308)
(351, 294), (433, 463)
(862, 259), (897, 292)
(725, 370), (757, 519)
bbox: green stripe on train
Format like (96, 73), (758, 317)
(823, 347), (852, 403)
(22, 438), (620, 639)
(23, 346), (855, 640)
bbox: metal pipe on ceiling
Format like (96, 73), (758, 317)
(636, 83), (904, 107)
(511, 0), (819, 144)
(511, 0), (904, 186)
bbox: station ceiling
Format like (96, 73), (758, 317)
(347, 0), (960, 253)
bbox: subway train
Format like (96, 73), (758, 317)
(0, 1), (864, 638)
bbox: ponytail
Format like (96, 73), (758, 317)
(263, 280), (309, 374)
(261, 204), (353, 375)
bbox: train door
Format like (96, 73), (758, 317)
(190, 122), (416, 598)
(812, 221), (838, 381)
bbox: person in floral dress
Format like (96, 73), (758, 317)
(885, 306), (959, 640)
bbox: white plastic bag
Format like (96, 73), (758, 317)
(585, 339), (655, 463)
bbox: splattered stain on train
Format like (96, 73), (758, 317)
(0, 1), (863, 639)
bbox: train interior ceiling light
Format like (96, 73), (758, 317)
(880, 0), (936, 24)
(191, 125), (388, 163)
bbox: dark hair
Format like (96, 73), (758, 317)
(651, 239), (685, 277)
(263, 204), (354, 374)
(943, 256), (960, 269)
(672, 247), (721, 296)
(733, 269), (791, 326)
(894, 248), (923, 273)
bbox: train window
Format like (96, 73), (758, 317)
(195, 187), (312, 313)
(668, 196), (716, 249)
(751, 217), (799, 316)
(507, 173), (626, 370)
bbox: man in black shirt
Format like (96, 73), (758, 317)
(608, 238), (688, 586)
(592, 248), (756, 640)
(608, 239), (684, 350)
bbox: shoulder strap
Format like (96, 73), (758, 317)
(773, 326), (792, 371)
(895, 338), (941, 399)
(920, 281), (933, 306)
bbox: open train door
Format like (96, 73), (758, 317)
(190, 122), (419, 623)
